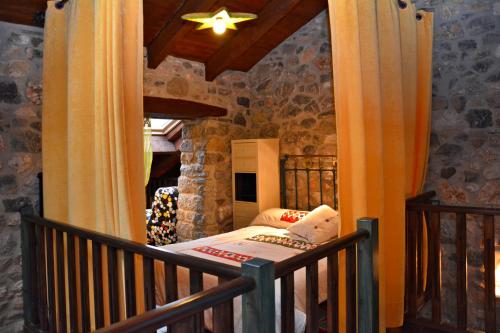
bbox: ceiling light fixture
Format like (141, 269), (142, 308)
(182, 7), (257, 35)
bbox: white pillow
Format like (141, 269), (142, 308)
(249, 208), (309, 229)
(287, 205), (340, 244)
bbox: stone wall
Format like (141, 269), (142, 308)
(246, 12), (336, 210)
(0, 21), (43, 332)
(415, 0), (500, 330)
(247, 12), (336, 157)
(145, 58), (254, 239)
(144, 12), (335, 239)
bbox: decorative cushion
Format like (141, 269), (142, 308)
(287, 205), (340, 244)
(146, 186), (179, 246)
(280, 210), (309, 223)
(250, 208), (309, 229)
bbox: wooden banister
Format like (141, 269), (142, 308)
(23, 215), (241, 279)
(405, 194), (498, 333)
(483, 215), (496, 333)
(94, 277), (255, 333)
(242, 258), (276, 333)
(456, 213), (467, 331)
(274, 229), (369, 277)
(357, 218), (379, 333)
(406, 191), (437, 203)
(407, 202), (500, 216)
(22, 215), (379, 333)
(274, 218), (379, 333)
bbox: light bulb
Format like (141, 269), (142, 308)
(213, 17), (226, 35)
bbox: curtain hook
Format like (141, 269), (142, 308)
(55, 0), (69, 10)
(397, 0), (408, 9)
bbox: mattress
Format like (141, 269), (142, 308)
(153, 226), (328, 333)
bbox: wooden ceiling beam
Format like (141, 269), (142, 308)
(151, 152), (181, 178)
(144, 96), (227, 119)
(0, 1), (47, 27)
(146, 0), (220, 69)
(204, 0), (303, 81)
(165, 122), (184, 142)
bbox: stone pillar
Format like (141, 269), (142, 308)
(176, 120), (242, 240)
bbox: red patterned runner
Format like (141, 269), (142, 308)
(192, 246), (255, 263)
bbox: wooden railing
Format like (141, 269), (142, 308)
(21, 215), (243, 333)
(275, 218), (379, 333)
(93, 276), (255, 333)
(405, 191), (498, 333)
(22, 215), (379, 333)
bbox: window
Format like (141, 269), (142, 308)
(146, 118), (181, 136)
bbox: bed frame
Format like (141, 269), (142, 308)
(405, 191), (498, 333)
(23, 155), (380, 333)
(280, 155), (338, 210)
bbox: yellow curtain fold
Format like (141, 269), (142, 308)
(413, 10), (433, 195)
(328, 0), (433, 329)
(144, 118), (153, 187)
(42, 0), (146, 328)
(42, 0), (145, 253)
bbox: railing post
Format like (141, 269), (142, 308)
(357, 217), (379, 333)
(241, 258), (275, 333)
(21, 216), (38, 328)
(280, 157), (287, 208)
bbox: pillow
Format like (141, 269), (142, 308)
(250, 208), (309, 229)
(287, 205), (340, 244)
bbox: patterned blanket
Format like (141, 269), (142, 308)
(246, 234), (317, 251)
(192, 246), (255, 263)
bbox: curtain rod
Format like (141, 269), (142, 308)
(398, 0), (433, 20)
(50, 0), (430, 21)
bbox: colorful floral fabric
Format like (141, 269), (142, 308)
(280, 210), (309, 223)
(146, 186), (179, 246)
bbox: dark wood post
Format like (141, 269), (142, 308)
(280, 157), (287, 208)
(357, 217), (379, 333)
(241, 258), (275, 333)
(21, 216), (38, 329)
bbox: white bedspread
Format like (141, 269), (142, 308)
(153, 226), (328, 333)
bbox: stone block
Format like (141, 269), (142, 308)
(465, 109), (493, 128)
(0, 80), (21, 104)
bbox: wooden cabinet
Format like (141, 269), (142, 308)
(231, 139), (280, 229)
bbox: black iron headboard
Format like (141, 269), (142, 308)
(280, 155), (338, 211)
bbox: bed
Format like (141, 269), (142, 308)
(154, 224), (331, 332)
(152, 155), (339, 332)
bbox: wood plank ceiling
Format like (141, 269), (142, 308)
(0, 0), (327, 81)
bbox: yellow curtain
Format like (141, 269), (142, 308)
(42, 0), (144, 241)
(328, 0), (433, 329)
(144, 118), (153, 186)
(42, 0), (146, 327)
